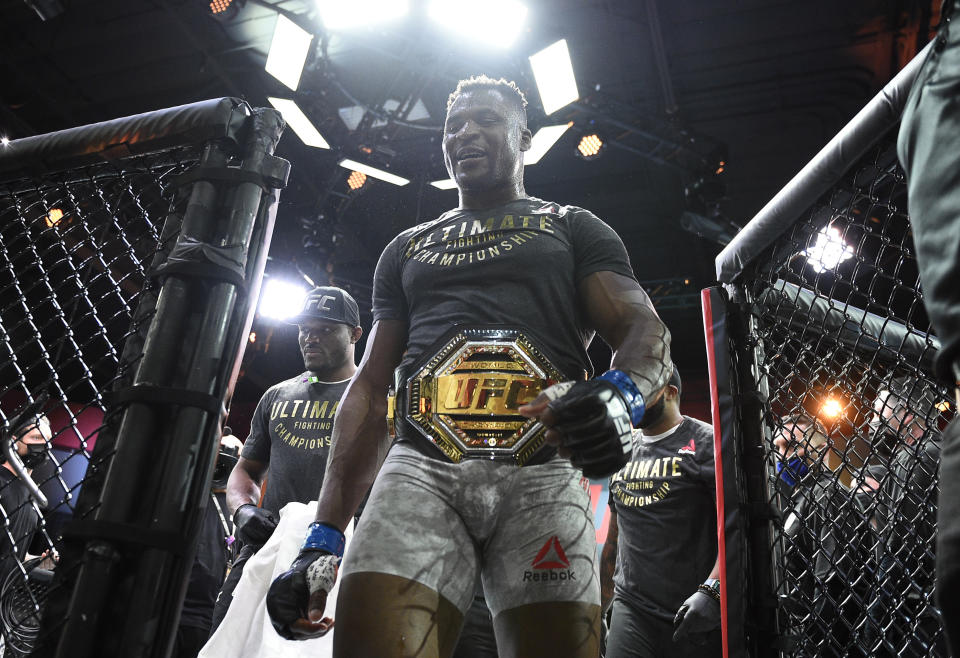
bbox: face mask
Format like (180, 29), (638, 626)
(19, 443), (48, 469)
(638, 395), (666, 430)
(776, 456), (809, 487)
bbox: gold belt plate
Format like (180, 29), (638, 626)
(405, 329), (564, 466)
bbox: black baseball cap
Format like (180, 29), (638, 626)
(287, 286), (360, 327)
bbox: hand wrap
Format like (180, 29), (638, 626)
(266, 522), (345, 640)
(544, 376), (633, 479)
(266, 549), (339, 640)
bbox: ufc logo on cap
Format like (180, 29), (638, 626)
(305, 295), (336, 312)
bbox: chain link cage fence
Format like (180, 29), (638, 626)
(705, 43), (951, 657)
(0, 98), (287, 658)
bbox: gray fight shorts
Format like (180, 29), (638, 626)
(340, 442), (600, 617)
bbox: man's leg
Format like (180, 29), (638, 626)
(208, 544), (255, 636)
(482, 458), (600, 658)
(334, 444), (480, 657)
(335, 572), (464, 658)
(493, 601), (600, 658)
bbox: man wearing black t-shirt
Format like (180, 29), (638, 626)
(266, 75), (673, 657)
(601, 368), (721, 658)
(0, 412), (52, 586)
(209, 286), (362, 634)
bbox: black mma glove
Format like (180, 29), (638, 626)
(543, 373), (637, 479)
(267, 521), (345, 640)
(233, 504), (278, 548)
(673, 582), (721, 644)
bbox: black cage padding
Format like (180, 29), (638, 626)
(0, 97), (250, 179)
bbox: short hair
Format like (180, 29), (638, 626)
(668, 366), (682, 397)
(15, 414), (51, 441)
(447, 75), (528, 122)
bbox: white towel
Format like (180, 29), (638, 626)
(199, 502), (351, 658)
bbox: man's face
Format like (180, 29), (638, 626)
(297, 318), (353, 372)
(870, 390), (905, 434)
(773, 420), (821, 461)
(442, 89), (530, 192)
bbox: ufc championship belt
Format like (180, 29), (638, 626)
(388, 327), (572, 466)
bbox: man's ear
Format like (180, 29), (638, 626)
(519, 126), (532, 152)
(351, 326), (363, 344)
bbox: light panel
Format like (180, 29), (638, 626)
(319, 0), (409, 30)
(529, 39), (579, 115)
(267, 98), (331, 149)
(803, 226), (853, 273)
(524, 122), (571, 165)
(259, 279), (308, 321)
(430, 178), (457, 190)
(265, 15), (313, 91)
(339, 159), (410, 186)
(428, 0), (527, 48)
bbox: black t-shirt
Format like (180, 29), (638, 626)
(0, 468), (42, 582)
(241, 374), (349, 514)
(372, 196), (637, 381)
(608, 417), (717, 621)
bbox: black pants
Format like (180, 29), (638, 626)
(208, 544), (256, 637)
(452, 595), (499, 658)
(605, 598), (720, 658)
(898, 2), (960, 655)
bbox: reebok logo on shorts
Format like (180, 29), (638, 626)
(523, 535), (576, 583)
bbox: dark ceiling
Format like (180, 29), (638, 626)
(0, 0), (937, 425)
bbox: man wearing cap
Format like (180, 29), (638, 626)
(600, 367), (722, 658)
(209, 286), (362, 634)
(266, 75), (673, 656)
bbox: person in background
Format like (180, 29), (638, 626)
(601, 367), (721, 658)
(209, 287), (362, 635)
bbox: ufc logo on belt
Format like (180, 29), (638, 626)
(439, 375), (543, 414)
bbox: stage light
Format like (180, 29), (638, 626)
(430, 179), (457, 190)
(318, 0), (409, 30)
(937, 400), (951, 413)
(427, 0), (527, 48)
(820, 397), (843, 418)
(803, 226), (853, 273)
(338, 159), (410, 186)
(45, 208), (64, 228)
(347, 170), (367, 190)
(267, 98), (331, 149)
(577, 134), (604, 159)
(529, 39), (579, 115)
(265, 14), (313, 91)
(248, 331), (257, 343)
(209, 0), (242, 18)
(1, 136), (9, 146)
(258, 279), (307, 321)
(524, 122), (572, 166)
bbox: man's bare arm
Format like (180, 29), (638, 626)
(600, 506), (619, 612)
(226, 456), (268, 515)
(314, 318), (407, 531)
(578, 271), (673, 402)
